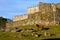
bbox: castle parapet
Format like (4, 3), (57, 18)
(27, 6), (39, 14)
(13, 14), (28, 21)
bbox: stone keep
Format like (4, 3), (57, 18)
(6, 2), (60, 28)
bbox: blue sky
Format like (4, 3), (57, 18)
(0, 0), (60, 19)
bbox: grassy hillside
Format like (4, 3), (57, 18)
(0, 25), (60, 40)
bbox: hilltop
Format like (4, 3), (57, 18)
(0, 2), (60, 40)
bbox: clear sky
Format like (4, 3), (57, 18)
(0, 0), (60, 19)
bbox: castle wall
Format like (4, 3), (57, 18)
(38, 2), (52, 12)
(6, 2), (60, 28)
(27, 6), (39, 14)
(13, 14), (28, 21)
(6, 19), (34, 28)
(56, 3), (60, 9)
(56, 8), (60, 24)
(38, 2), (60, 25)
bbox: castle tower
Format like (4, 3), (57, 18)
(27, 6), (39, 14)
(56, 3), (60, 24)
(38, 2), (60, 25)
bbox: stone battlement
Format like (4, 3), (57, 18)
(13, 14), (28, 21)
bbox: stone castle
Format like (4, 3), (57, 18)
(6, 2), (60, 28)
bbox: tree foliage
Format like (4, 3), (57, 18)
(0, 17), (7, 28)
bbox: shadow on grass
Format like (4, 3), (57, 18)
(43, 38), (60, 40)
(42, 28), (49, 30)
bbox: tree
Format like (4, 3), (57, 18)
(0, 17), (7, 29)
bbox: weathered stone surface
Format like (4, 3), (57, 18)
(6, 2), (60, 28)
(13, 14), (28, 21)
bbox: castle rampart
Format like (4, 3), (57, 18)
(6, 2), (60, 28)
(27, 6), (39, 14)
(13, 14), (28, 21)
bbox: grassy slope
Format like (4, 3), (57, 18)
(0, 25), (60, 40)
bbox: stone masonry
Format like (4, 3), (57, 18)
(13, 14), (28, 21)
(6, 2), (60, 28)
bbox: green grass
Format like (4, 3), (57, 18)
(0, 25), (60, 40)
(17, 25), (39, 30)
